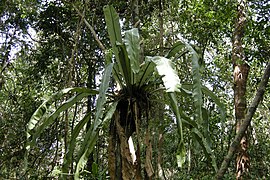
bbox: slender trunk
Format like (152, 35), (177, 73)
(232, 0), (250, 179)
(86, 60), (96, 171)
(157, 130), (165, 179)
(64, 12), (83, 172)
(157, 3), (165, 178)
(158, 0), (164, 55)
(216, 63), (270, 179)
(131, 0), (140, 27)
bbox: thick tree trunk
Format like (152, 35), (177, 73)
(232, 0), (250, 179)
(108, 115), (141, 180)
(234, 64), (250, 179)
(216, 62), (270, 179)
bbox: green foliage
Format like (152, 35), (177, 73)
(74, 63), (113, 178)
(27, 87), (98, 148)
(25, 63), (113, 178)
(124, 28), (140, 74)
(1, 0), (270, 179)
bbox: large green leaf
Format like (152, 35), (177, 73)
(166, 41), (187, 59)
(137, 61), (155, 88)
(103, 5), (122, 49)
(168, 92), (185, 167)
(167, 40), (203, 127)
(74, 63), (114, 177)
(192, 128), (218, 172)
(104, 5), (133, 87)
(62, 112), (91, 173)
(117, 43), (132, 88)
(94, 63), (113, 125)
(26, 88), (98, 149)
(150, 56), (181, 92)
(201, 85), (226, 122)
(189, 46), (203, 126)
(176, 41), (204, 129)
(103, 5), (125, 83)
(124, 28), (140, 74)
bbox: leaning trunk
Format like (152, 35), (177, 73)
(232, 0), (250, 179)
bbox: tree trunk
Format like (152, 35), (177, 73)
(216, 62), (270, 179)
(108, 111), (138, 180)
(86, 60), (96, 172)
(232, 1), (249, 179)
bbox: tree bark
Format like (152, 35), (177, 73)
(232, 0), (250, 179)
(216, 62), (270, 179)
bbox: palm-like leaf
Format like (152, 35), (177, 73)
(150, 56), (181, 92)
(104, 5), (142, 89)
(26, 64), (113, 179)
(74, 63), (113, 178)
(166, 41), (187, 59)
(27, 87), (98, 149)
(201, 85), (226, 122)
(124, 28), (140, 75)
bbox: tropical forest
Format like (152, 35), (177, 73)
(0, 0), (269, 179)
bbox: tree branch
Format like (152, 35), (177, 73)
(216, 62), (270, 179)
(73, 5), (106, 52)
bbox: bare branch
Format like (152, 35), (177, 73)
(73, 5), (106, 52)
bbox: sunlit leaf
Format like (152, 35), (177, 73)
(124, 28), (140, 74)
(150, 56), (181, 92)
